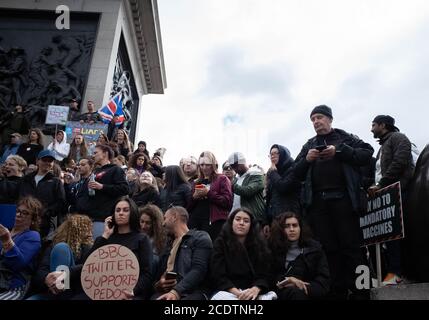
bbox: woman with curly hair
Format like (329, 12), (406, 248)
(129, 152), (150, 175)
(29, 214), (93, 300)
(0, 196), (42, 300)
(210, 208), (276, 300)
(268, 212), (330, 300)
(28, 214), (93, 300)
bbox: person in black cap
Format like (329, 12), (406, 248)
(19, 149), (66, 240)
(368, 114), (414, 285)
(293, 105), (374, 299)
(67, 98), (81, 122)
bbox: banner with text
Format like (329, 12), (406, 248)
(65, 121), (108, 143)
(45, 105), (69, 125)
(360, 182), (404, 246)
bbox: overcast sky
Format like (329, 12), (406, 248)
(137, 0), (429, 170)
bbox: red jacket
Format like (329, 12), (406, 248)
(188, 174), (233, 223)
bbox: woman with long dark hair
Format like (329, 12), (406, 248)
(129, 152), (150, 175)
(210, 208), (275, 300)
(160, 165), (191, 212)
(83, 196), (153, 299)
(68, 134), (89, 163)
(269, 212), (330, 300)
(16, 128), (44, 166)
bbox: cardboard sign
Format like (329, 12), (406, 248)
(0, 204), (16, 229)
(65, 121), (108, 143)
(360, 182), (404, 246)
(81, 244), (140, 300)
(45, 105), (70, 125)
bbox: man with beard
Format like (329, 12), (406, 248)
(369, 115), (414, 285)
(152, 206), (212, 300)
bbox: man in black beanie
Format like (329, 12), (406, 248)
(294, 105), (374, 299)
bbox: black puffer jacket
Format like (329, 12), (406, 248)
(266, 144), (301, 218)
(160, 183), (192, 212)
(19, 172), (66, 237)
(271, 239), (330, 298)
(377, 131), (414, 189)
(294, 129), (374, 213)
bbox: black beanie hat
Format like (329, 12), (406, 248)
(310, 105), (333, 119)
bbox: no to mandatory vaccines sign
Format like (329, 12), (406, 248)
(81, 244), (140, 300)
(360, 182), (404, 246)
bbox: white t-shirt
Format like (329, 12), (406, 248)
(35, 174), (47, 186)
(230, 173), (247, 213)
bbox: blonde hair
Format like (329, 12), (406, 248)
(6, 154), (27, 172)
(197, 151), (219, 181)
(52, 214), (93, 260)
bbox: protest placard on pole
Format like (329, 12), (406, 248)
(360, 182), (404, 246)
(45, 105), (69, 125)
(360, 182), (404, 286)
(81, 244), (139, 300)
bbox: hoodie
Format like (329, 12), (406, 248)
(47, 130), (70, 161)
(266, 144), (301, 219)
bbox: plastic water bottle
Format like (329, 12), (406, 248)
(88, 173), (96, 196)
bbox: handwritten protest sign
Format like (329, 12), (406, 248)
(81, 244), (139, 300)
(45, 105), (69, 125)
(65, 121), (108, 143)
(360, 182), (404, 246)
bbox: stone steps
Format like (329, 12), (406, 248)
(371, 283), (429, 300)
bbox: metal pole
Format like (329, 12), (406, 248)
(375, 243), (382, 287)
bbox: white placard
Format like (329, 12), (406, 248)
(45, 105), (70, 125)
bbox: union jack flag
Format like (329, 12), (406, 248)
(97, 92), (125, 126)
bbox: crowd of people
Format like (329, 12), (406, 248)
(0, 102), (425, 300)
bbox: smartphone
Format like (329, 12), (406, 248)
(315, 145), (327, 151)
(165, 272), (178, 280)
(194, 184), (205, 189)
(108, 215), (116, 229)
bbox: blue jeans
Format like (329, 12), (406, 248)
(50, 242), (75, 272)
(92, 221), (105, 240)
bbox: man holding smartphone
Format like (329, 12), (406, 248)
(294, 105), (374, 300)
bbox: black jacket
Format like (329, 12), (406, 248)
(132, 187), (161, 207)
(0, 176), (22, 204)
(86, 164), (129, 221)
(377, 131), (414, 189)
(156, 230), (213, 297)
(66, 176), (92, 214)
(294, 129), (374, 213)
(160, 183), (192, 212)
(266, 144), (301, 218)
(270, 239), (330, 298)
(210, 236), (271, 294)
(19, 172), (66, 237)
